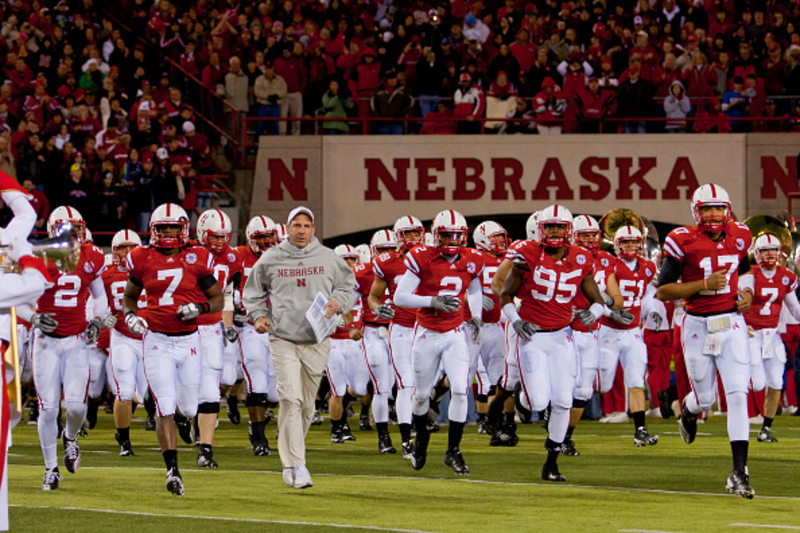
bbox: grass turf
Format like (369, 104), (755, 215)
(7, 409), (800, 532)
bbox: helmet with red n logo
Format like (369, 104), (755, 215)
(754, 233), (782, 268)
(334, 244), (359, 264)
(393, 215), (425, 250)
(355, 244), (372, 264)
(526, 211), (540, 241)
(111, 229), (142, 267)
(538, 204), (573, 247)
(614, 225), (644, 260)
(432, 209), (468, 255)
(150, 203), (190, 248)
(473, 221), (509, 254)
(371, 229), (398, 257)
(572, 215), (601, 254)
(197, 209), (232, 254)
(276, 223), (288, 243)
(691, 183), (732, 233)
(246, 215), (278, 255)
(47, 206), (87, 243)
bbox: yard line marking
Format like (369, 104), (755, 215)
(9, 504), (438, 533)
(10, 464), (800, 501)
(618, 529), (687, 533)
(730, 524), (800, 530)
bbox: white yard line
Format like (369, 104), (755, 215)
(618, 529), (687, 533)
(730, 524), (800, 530)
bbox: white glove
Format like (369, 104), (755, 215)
(224, 326), (239, 344)
(177, 302), (206, 321)
(574, 308), (600, 326)
(31, 313), (58, 333)
(467, 317), (482, 344)
(482, 294), (495, 311)
(602, 292), (614, 307)
(337, 315), (347, 329)
(375, 303), (395, 320)
(125, 312), (148, 335)
(8, 236), (33, 263)
(610, 309), (635, 326)
(650, 312), (663, 330)
(431, 295), (461, 313)
(85, 318), (102, 344)
(102, 315), (117, 329)
(512, 319), (538, 341)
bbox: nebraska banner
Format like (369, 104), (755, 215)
(746, 134), (800, 218)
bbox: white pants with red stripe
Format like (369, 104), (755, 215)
(364, 325), (392, 424)
(221, 336), (241, 387)
(327, 338), (369, 397)
(32, 331), (90, 410)
(389, 323), (415, 428)
(598, 326), (647, 392)
(411, 325), (471, 423)
(475, 356), (490, 396)
(501, 322), (520, 390)
(143, 330), (201, 418)
(18, 324), (32, 383)
(240, 324), (278, 403)
(109, 329), (146, 402)
(574, 329), (599, 401)
(87, 345), (108, 400)
(749, 327), (785, 392)
(475, 321), (505, 387)
(198, 323), (224, 405)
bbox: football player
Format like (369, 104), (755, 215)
(194, 209), (243, 469)
(395, 210), (484, 475)
(123, 203), (223, 496)
(744, 234), (800, 443)
(355, 244), (372, 266)
(31, 207), (112, 490)
(657, 184), (756, 498)
(500, 205), (608, 482)
(369, 215), (424, 458)
(104, 229), (146, 457)
(237, 216), (279, 456)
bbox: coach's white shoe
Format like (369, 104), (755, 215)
(607, 412), (629, 423)
(283, 467), (295, 487)
(293, 465), (313, 489)
(749, 415), (764, 425)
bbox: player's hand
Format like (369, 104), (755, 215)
(177, 302), (206, 321)
(704, 269), (728, 292)
(431, 295), (461, 313)
(254, 316), (270, 334)
(233, 308), (248, 328)
(85, 318), (102, 344)
(467, 317), (483, 344)
(482, 294), (495, 311)
(650, 312), (663, 330)
(747, 325), (755, 338)
(31, 312), (58, 334)
(101, 315), (117, 329)
(512, 319), (538, 341)
(323, 299), (341, 319)
(574, 307), (599, 326)
(375, 303), (395, 320)
(736, 289), (753, 313)
(602, 292), (615, 307)
(349, 328), (364, 341)
(125, 312), (148, 335)
(609, 309), (635, 326)
(224, 326), (239, 344)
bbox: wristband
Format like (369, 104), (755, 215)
(200, 301), (211, 314)
(703, 277), (708, 290)
(502, 302), (521, 324)
(589, 302), (605, 320)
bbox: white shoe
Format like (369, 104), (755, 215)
(783, 405), (798, 415)
(749, 415), (764, 425)
(645, 408), (661, 418)
(283, 467), (295, 488)
(293, 465), (313, 489)
(607, 412), (630, 423)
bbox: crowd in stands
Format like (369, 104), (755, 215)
(1, 0), (800, 234)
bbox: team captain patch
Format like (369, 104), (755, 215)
(185, 252), (198, 265)
(576, 254), (587, 265)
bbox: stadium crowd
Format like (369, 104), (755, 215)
(2, 0), (800, 234)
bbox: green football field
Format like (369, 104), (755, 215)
(6, 410), (800, 533)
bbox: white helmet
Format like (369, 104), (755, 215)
(424, 232), (434, 247)
(526, 211), (540, 241)
(614, 225), (644, 260)
(393, 215), (425, 250)
(47, 206), (87, 242)
(84, 228), (93, 244)
(334, 244), (359, 263)
(276, 223), (288, 243)
(355, 244), (372, 264)
(754, 233), (782, 268)
(691, 183), (731, 233)
(196, 209), (233, 254)
(246, 216), (278, 255)
(473, 221), (508, 254)
(538, 205), (573, 247)
(371, 229), (398, 256)
(150, 203), (190, 248)
(432, 209), (468, 255)
(111, 229), (142, 267)
(572, 215), (601, 253)
(105, 253), (114, 267)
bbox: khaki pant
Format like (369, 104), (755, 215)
(279, 92), (303, 135)
(271, 336), (329, 468)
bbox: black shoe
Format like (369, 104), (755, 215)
(514, 384), (533, 424)
(561, 438), (580, 457)
(411, 432), (429, 471)
(757, 427), (778, 443)
(77, 425), (88, 438)
(444, 447), (469, 475)
(166, 467), (184, 496)
(145, 416), (156, 431)
(341, 423), (356, 442)
(538, 404), (551, 432)
(226, 396), (241, 425)
(402, 440), (414, 460)
(477, 420), (490, 435)
(542, 462), (566, 482)
(311, 410), (323, 425)
(41, 467), (61, 491)
(359, 413), (373, 431)
(62, 433), (81, 474)
(253, 440), (271, 456)
(331, 428), (344, 444)
(490, 423), (519, 447)
(28, 402), (39, 425)
(657, 391), (674, 419)
(634, 427), (659, 447)
(86, 398), (99, 430)
(264, 409), (275, 424)
(197, 447), (218, 468)
(379, 433), (396, 454)
(115, 432), (135, 457)
(679, 405), (698, 445)
(426, 413), (440, 433)
(176, 416), (193, 445)
(726, 468), (755, 499)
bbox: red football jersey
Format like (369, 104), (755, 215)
(373, 250), (417, 328)
(571, 250), (615, 332)
(236, 245), (261, 315)
(354, 262), (389, 326)
(463, 249), (502, 324)
(197, 247), (243, 326)
(102, 263), (146, 339)
(404, 246), (485, 332)
(331, 298), (363, 339)
(127, 246), (215, 334)
(744, 265), (798, 330)
(599, 256), (656, 330)
(506, 241), (594, 330)
(37, 243), (106, 336)
(663, 222), (752, 316)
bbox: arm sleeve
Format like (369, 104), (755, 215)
(0, 193), (36, 244)
(640, 282), (658, 317)
(0, 269), (47, 308)
(467, 277), (482, 321)
(223, 279), (235, 312)
(785, 291), (800, 322)
(15, 304), (35, 322)
(657, 256), (684, 287)
(394, 271), (434, 308)
(89, 276), (111, 318)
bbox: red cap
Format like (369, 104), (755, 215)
(459, 72), (471, 82)
(769, 43), (781, 52)
(687, 34), (698, 42)
(601, 57), (612, 65)
(57, 85), (71, 98)
(561, 2), (571, 10)
(142, 152), (154, 163)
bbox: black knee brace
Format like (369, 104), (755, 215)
(246, 393), (268, 408)
(198, 402), (221, 414)
(572, 398), (588, 409)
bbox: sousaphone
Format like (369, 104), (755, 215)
(599, 209), (646, 255)
(742, 215), (792, 266)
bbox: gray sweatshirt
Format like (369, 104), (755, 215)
(242, 237), (357, 343)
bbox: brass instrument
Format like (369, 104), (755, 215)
(5, 308), (21, 412)
(742, 215), (792, 266)
(599, 208), (646, 254)
(791, 231), (800, 274)
(0, 223), (80, 274)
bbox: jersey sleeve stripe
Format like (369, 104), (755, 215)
(663, 237), (683, 260)
(405, 253), (420, 274)
(373, 261), (385, 278)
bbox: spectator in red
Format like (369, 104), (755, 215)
(763, 43), (787, 95)
(596, 57), (619, 91)
(21, 177), (48, 231)
(652, 52), (681, 98)
(453, 71), (485, 134)
(180, 40), (201, 77)
(753, 98), (789, 132)
(629, 31), (660, 80)
(9, 57), (34, 98)
(420, 101), (458, 134)
(693, 96), (731, 133)
(183, 122), (213, 171)
(574, 76), (618, 133)
(398, 35), (424, 87)
(558, 52), (593, 133)
(22, 80), (60, 125)
(202, 51), (226, 126)
(275, 43), (307, 135)
(510, 29), (536, 74)
(708, 9), (735, 41)
(681, 52), (718, 99)
(533, 76), (566, 135)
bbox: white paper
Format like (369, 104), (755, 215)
(305, 292), (339, 343)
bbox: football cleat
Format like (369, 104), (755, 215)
(166, 467), (184, 497)
(196, 447), (218, 468)
(331, 428), (344, 444)
(265, 409), (275, 424)
(176, 415), (194, 444)
(115, 432), (135, 457)
(561, 439), (581, 457)
(311, 410), (323, 425)
(444, 447), (469, 475)
(402, 440), (414, 460)
(359, 412), (373, 431)
(145, 416), (156, 431)
(28, 402), (39, 425)
(411, 432), (429, 471)
(726, 468), (755, 499)
(477, 420), (490, 435)
(657, 390), (674, 419)
(426, 418), (440, 434)
(757, 427), (778, 443)
(86, 399), (99, 429)
(634, 427), (659, 447)
(341, 423), (356, 442)
(62, 433), (81, 474)
(226, 395), (241, 425)
(379, 433), (396, 454)
(293, 465), (313, 489)
(679, 407), (698, 444)
(490, 423), (519, 447)
(77, 425), (88, 438)
(253, 440), (271, 456)
(541, 462), (566, 482)
(41, 467), (62, 491)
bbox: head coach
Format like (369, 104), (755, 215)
(242, 206), (356, 489)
